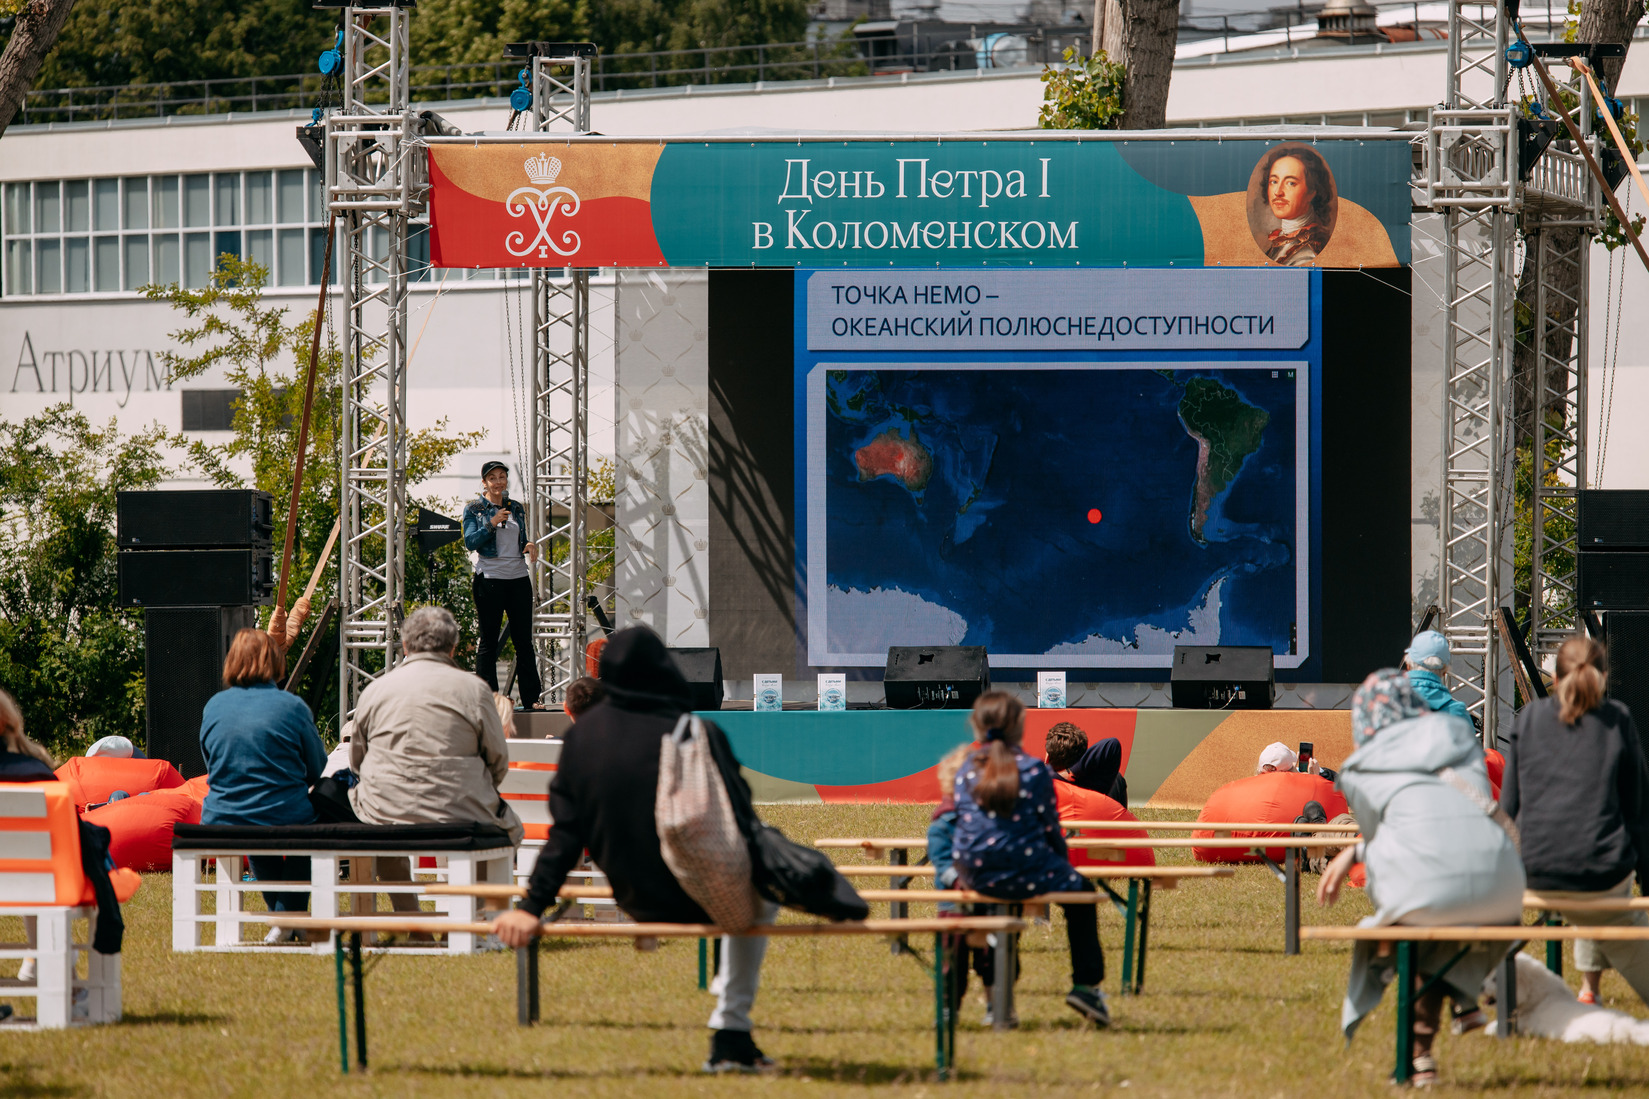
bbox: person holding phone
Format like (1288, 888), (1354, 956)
(462, 461), (543, 710)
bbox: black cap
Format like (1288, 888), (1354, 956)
(480, 460), (510, 480)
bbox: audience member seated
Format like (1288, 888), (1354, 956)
(1044, 722), (1128, 807)
(563, 676), (605, 721)
(1256, 741), (1336, 782)
(1403, 629), (1474, 726)
(200, 629), (328, 935)
(0, 689), (55, 782)
(953, 692), (1113, 1029)
(1503, 635), (1649, 1009)
(1318, 669), (1523, 1087)
(927, 744), (1005, 1022)
(85, 735), (146, 759)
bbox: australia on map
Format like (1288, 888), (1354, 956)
(809, 364), (1303, 668)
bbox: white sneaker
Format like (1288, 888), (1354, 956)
(16, 958), (35, 983)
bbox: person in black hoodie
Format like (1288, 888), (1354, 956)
(494, 627), (780, 1073)
(1501, 634), (1649, 1004)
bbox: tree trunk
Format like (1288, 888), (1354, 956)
(1510, 0), (1643, 444)
(1109, 0), (1179, 128)
(0, 0), (77, 139)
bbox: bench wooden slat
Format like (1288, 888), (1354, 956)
(815, 823), (1363, 849)
(269, 915), (1029, 937)
(1524, 892), (1649, 912)
(422, 883), (1113, 905)
(1302, 925), (1649, 942)
(828, 864), (1235, 879)
(1068, 837), (1353, 849)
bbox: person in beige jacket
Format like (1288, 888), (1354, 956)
(348, 605), (523, 846)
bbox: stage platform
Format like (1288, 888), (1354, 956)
(705, 708), (1352, 808)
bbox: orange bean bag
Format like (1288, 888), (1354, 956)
(55, 756), (185, 808)
(1192, 771), (1348, 864)
(178, 775), (211, 802)
(1484, 749), (1505, 801)
(82, 789), (203, 872)
(1054, 780), (1155, 868)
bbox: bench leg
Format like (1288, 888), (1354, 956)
(1284, 846), (1300, 956)
(698, 937), (708, 990)
(890, 848), (911, 956)
(350, 930), (368, 1070)
(932, 932), (952, 1081)
(516, 940), (540, 1026)
(334, 933), (350, 1073)
(1498, 948), (1518, 1040)
(172, 852), (199, 952)
(1134, 880), (1153, 994)
(1119, 881), (1138, 996)
(991, 905), (1016, 1031)
(1394, 940), (1415, 1085)
(1545, 913), (1563, 975)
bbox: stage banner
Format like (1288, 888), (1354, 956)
(426, 137), (1410, 270)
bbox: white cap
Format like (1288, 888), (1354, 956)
(85, 735), (135, 759)
(1257, 742), (1297, 774)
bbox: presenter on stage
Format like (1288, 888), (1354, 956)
(463, 461), (543, 710)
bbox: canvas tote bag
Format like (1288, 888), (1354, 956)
(656, 713), (762, 932)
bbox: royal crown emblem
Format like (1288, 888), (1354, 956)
(524, 153), (562, 186)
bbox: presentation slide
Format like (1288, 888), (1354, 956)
(794, 268), (1322, 672)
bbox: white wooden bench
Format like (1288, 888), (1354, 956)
(170, 821), (514, 955)
(270, 912), (1029, 1081)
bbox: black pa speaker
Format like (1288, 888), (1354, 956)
(1579, 552), (1649, 611)
(1581, 491), (1649, 551)
(117, 489), (274, 549)
(1171, 645), (1275, 710)
(668, 646), (724, 711)
(144, 606), (256, 778)
(884, 646), (990, 710)
(119, 549), (275, 607)
(1604, 612), (1649, 758)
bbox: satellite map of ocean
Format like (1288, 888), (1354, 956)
(811, 365), (1303, 666)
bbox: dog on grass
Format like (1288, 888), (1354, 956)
(1479, 954), (1649, 1044)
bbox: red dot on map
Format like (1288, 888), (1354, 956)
(1087, 509), (1103, 524)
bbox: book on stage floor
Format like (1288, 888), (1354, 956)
(1038, 672), (1067, 709)
(754, 673), (783, 712)
(817, 673), (846, 712)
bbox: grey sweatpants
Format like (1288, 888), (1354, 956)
(708, 900), (780, 1032)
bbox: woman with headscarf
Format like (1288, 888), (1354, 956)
(952, 692), (1112, 1028)
(1317, 669), (1524, 1088)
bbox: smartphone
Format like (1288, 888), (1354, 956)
(1297, 741), (1314, 773)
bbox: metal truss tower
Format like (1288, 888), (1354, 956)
(526, 47), (594, 704)
(328, 2), (420, 719)
(1428, 1), (1600, 742)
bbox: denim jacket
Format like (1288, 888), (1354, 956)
(462, 494), (529, 557)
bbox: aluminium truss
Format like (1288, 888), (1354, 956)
(526, 51), (594, 704)
(328, 2), (420, 719)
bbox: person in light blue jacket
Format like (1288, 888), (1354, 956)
(1403, 630), (1474, 727)
(1317, 669), (1524, 1087)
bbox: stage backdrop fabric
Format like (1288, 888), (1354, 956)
(426, 137), (1410, 269)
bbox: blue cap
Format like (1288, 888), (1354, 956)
(1404, 630), (1452, 671)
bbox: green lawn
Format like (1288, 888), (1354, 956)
(4, 804), (1647, 1097)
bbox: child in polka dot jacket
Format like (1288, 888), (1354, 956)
(952, 690), (1113, 1028)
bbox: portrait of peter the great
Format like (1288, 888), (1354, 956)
(1245, 143), (1338, 266)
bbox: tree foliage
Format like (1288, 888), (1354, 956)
(0, 407), (168, 759)
(1039, 47), (1125, 130)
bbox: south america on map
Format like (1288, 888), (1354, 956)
(815, 365), (1299, 665)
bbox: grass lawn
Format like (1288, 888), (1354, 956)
(4, 803), (1648, 1097)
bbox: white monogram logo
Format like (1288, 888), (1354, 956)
(505, 154), (581, 258)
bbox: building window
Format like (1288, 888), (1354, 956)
(180, 389), (242, 431)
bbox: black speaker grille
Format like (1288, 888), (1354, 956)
(1578, 552), (1649, 611)
(1580, 490), (1649, 551)
(119, 549), (274, 607)
(144, 607), (254, 778)
(666, 647), (724, 711)
(883, 646), (990, 710)
(1605, 612), (1649, 758)
(117, 490), (274, 549)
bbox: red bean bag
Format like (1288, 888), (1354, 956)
(1054, 780), (1155, 868)
(1192, 771), (1348, 864)
(1484, 749), (1505, 801)
(81, 789), (202, 872)
(55, 756), (185, 808)
(178, 775), (211, 803)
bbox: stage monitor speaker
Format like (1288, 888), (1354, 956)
(1580, 490), (1649, 550)
(1604, 612), (1649, 760)
(1171, 645), (1276, 710)
(1579, 552), (1649, 611)
(144, 606), (256, 778)
(119, 549), (274, 608)
(884, 646), (990, 710)
(117, 489), (274, 549)
(667, 647), (724, 711)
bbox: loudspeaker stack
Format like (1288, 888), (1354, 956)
(117, 490), (275, 777)
(1579, 490), (1649, 737)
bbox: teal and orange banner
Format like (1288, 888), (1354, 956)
(426, 137), (1410, 269)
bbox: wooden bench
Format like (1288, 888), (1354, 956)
(1301, 923), (1649, 1085)
(170, 822), (515, 954)
(269, 912), (1027, 1081)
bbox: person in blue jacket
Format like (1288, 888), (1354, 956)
(952, 690), (1111, 1028)
(1403, 630), (1473, 726)
(200, 629), (327, 926)
(462, 461), (543, 710)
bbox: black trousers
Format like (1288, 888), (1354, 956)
(1063, 897), (1106, 987)
(474, 573), (542, 708)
